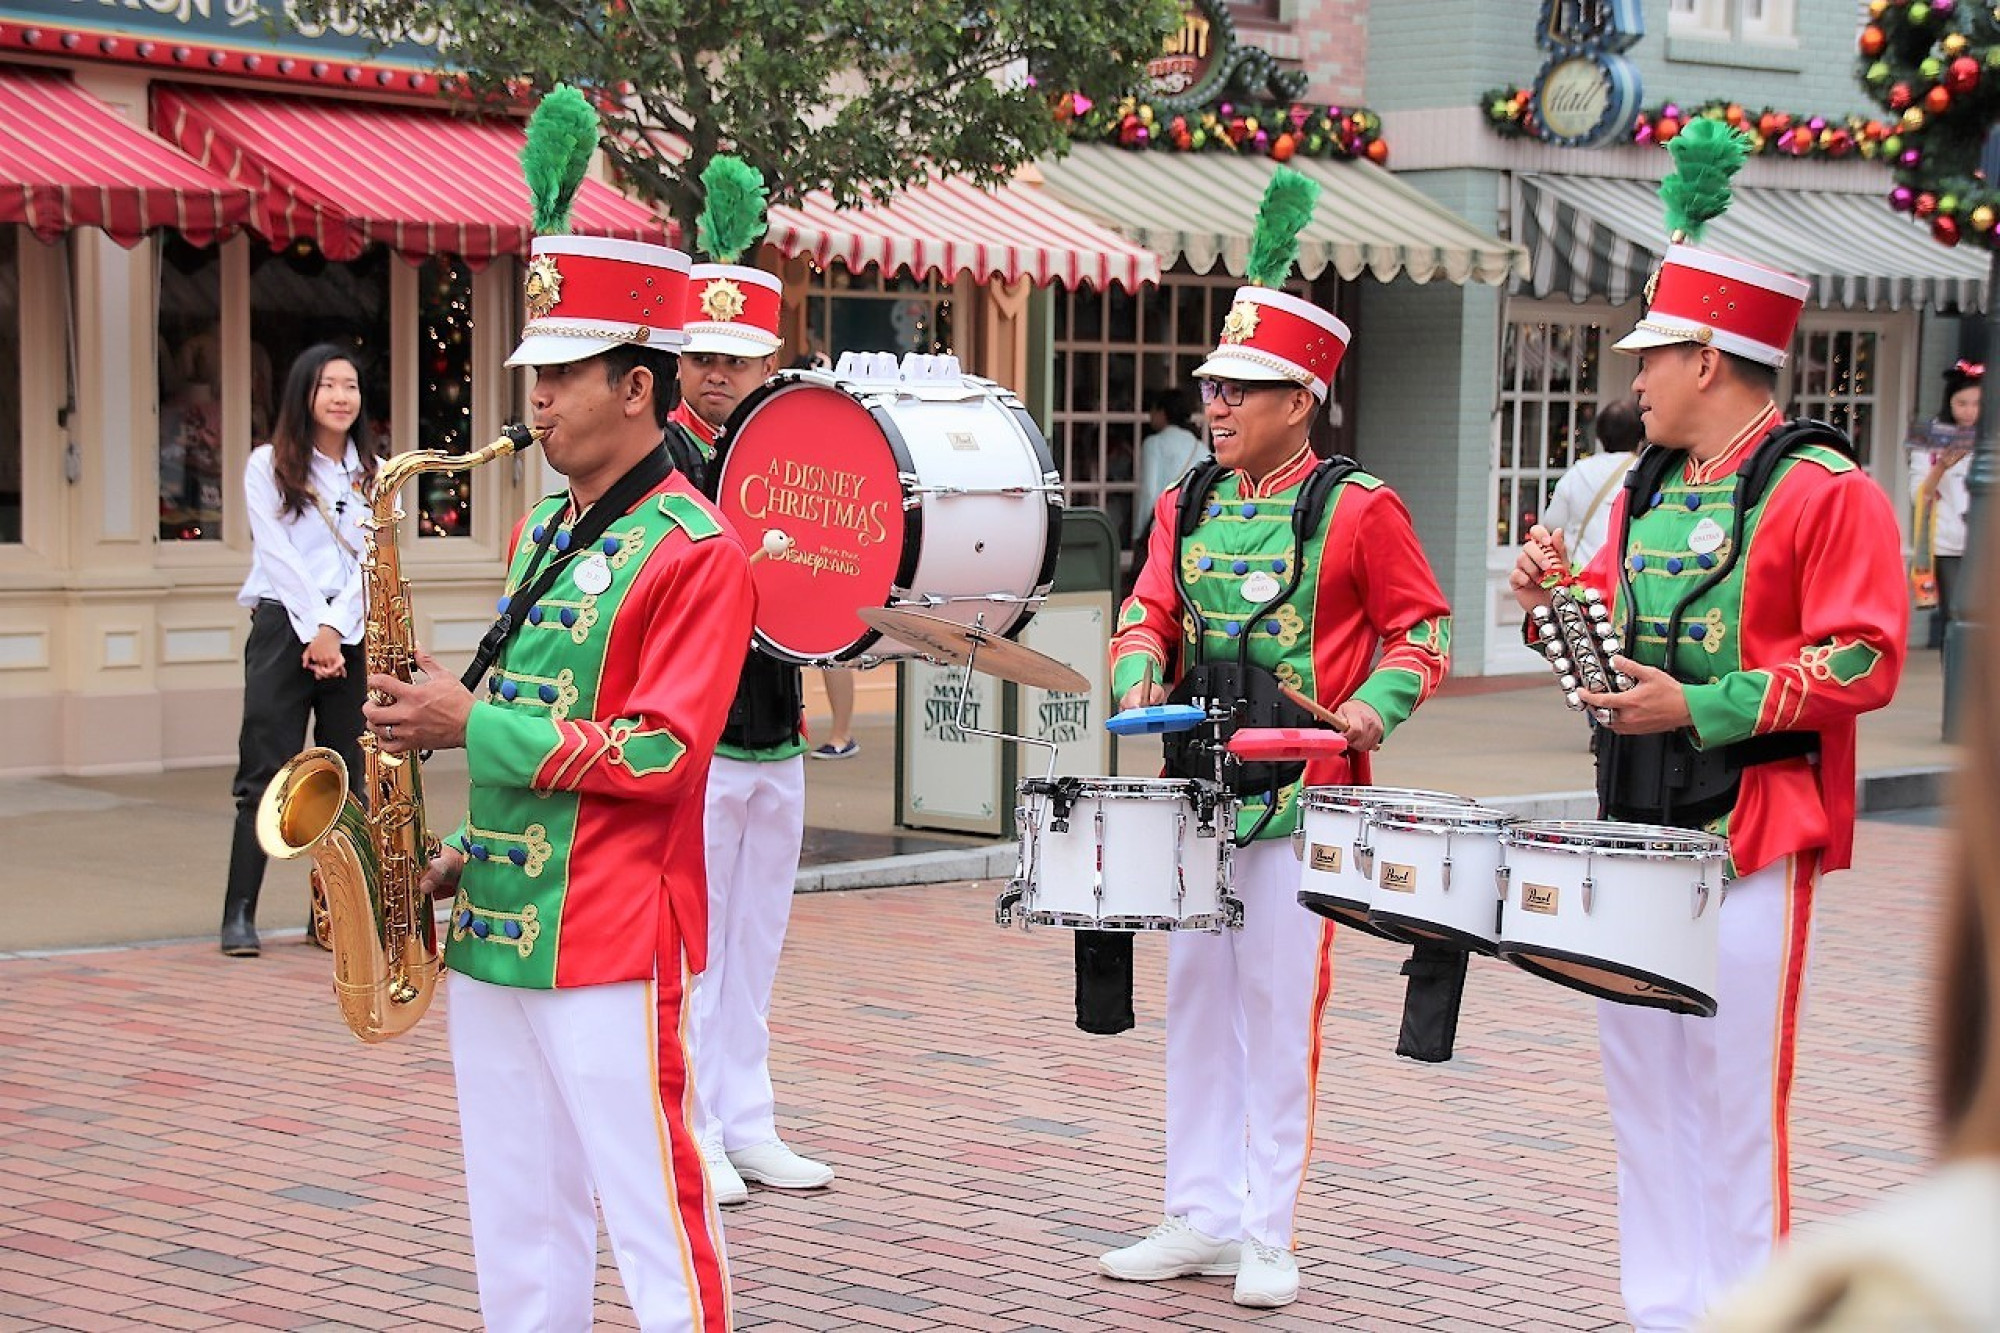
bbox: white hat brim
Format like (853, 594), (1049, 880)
(1611, 325), (1692, 355)
(1192, 350), (1323, 400)
(680, 329), (782, 358)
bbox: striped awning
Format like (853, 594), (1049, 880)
(1035, 145), (1527, 286)
(152, 87), (668, 266)
(1517, 173), (1990, 312)
(0, 69), (251, 247)
(765, 172), (1160, 291)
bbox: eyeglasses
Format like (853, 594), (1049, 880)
(1197, 379), (1282, 407)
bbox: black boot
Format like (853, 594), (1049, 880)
(220, 811), (264, 957)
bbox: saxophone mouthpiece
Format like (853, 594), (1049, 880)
(500, 423), (542, 453)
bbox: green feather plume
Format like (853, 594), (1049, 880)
(696, 156), (769, 264)
(521, 85), (600, 237)
(1659, 119), (1750, 244)
(1245, 166), (1320, 288)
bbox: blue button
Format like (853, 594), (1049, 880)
(1685, 494), (1701, 511)
(1264, 619), (1282, 635)
(487, 674), (501, 694)
(500, 680), (519, 700)
(471, 920), (490, 939)
(1666, 558), (1683, 574)
(508, 847), (527, 866)
(1198, 556), (1213, 572)
(530, 524), (546, 543)
(600, 538), (619, 555)
(1232, 560), (1249, 575)
(1651, 491), (1664, 508)
(554, 530), (572, 552)
(538, 684), (558, 703)
(455, 909), (473, 930)
(527, 606), (544, 625)
(496, 596), (510, 613)
(470, 843), (490, 861)
(1696, 553), (1716, 569)
(1654, 622), (1669, 636)
(1225, 621), (1241, 637)
(1630, 555), (1647, 572)
(1689, 624), (1708, 641)
(1272, 559), (1287, 574)
(1241, 504), (1258, 518)
(559, 608), (578, 628)
(457, 834), (474, 854)
(1207, 503), (1221, 518)
(502, 920), (523, 939)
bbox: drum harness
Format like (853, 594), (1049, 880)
(1597, 419), (1854, 830)
(1159, 453), (1358, 847)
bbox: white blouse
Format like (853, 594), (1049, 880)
(235, 440), (370, 646)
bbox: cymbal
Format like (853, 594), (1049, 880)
(857, 606), (1090, 693)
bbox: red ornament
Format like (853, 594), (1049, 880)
(1365, 138), (1389, 164)
(1933, 214), (1962, 246)
(1858, 24), (1886, 57)
(1271, 132), (1297, 161)
(1916, 191), (1940, 218)
(1948, 55), (1981, 95)
(1925, 85), (1953, 115)
(1656, 116), (1682, 142)
(1888, 83), (1914, 111)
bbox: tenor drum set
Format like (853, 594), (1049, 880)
(713, 351), (1732, 1024)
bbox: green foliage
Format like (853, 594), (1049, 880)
(520, 84), (598, 237)
(695, 156), (768, 263)
(280, 0), (1180, 243)
(1658, 118), (1749, 243)
(1245, 166), (1318, 288)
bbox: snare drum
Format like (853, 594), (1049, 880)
(1000, 777), (1239, 932)
(1497, 820), (1728, 1017)
(1363, 803), (1514, 955)
(713, 353), (1061, 664)
(1294, 787), (1475, 941)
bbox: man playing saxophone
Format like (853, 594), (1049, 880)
(364, 231), (750, 1331)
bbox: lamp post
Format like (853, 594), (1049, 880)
(1941, 128), (2000, 739)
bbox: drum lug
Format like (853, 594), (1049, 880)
(1221, 892), (1246, 932)
(1582, 874), (1595, 916)
(1092, 803), (1107, 911)
(1174, 806), (1189, 918)
(1354, 837), (1374, 880)
(1494, 863), (1511, 900)
(1692, 879), (1710, 920)
(1291, 824), (1305, 862)
(995, 883), (1024, 927)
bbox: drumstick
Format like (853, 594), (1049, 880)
(1280, 682), (1349, 731)
(750, 529), (793, 565)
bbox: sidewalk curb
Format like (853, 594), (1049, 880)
(792, 764), (1951, 894)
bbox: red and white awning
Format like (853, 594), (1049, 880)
(0, 69), (252, 247)
(152, 86), (668, 266)
(765, 171), (1159, 291)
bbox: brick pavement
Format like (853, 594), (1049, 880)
(0, 814), (1948, 1331)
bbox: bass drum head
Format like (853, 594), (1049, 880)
(1500, 949), (1717, 1018)
(714, 377), (911, 662)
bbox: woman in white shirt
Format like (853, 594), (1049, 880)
(221, 345), (377, 957)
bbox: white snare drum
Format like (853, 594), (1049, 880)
(998, 777), (1240, 932)
(714, 353), (1061, 664)
(1497, 820), (1728, 1017)
(1363, 803), (1514, 955)
(1294, 786), (1475, 942)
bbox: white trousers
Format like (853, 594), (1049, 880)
(449, 972), (731, 1333)
(1164, 838), (1335, 1248)
(1597, 854), (1817, 1333)
(689, 755), (807, 1151)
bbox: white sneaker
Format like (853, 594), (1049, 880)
(1099, 1216), (1241, 1281)
(1233, 1239), (1299, 1308)
(700, 1138), (748, 1206)
(727, 1139), (835, 1190)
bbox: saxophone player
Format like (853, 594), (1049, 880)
(364, 233), (749, 1332)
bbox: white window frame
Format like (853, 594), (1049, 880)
(1668, 0), (1796, 44)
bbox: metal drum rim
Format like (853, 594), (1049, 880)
(1367, 801), (1515, 832)
(1500, 818), (1728, 859)
(1299, 785), (1476, 814)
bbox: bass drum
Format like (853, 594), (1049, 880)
(713, 353), (1063, 664)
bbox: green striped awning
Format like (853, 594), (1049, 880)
(1036, 145), (1527, 286)
(1517, 173), (1989, 312)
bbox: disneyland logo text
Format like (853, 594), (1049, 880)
(737, 461), (890, 547)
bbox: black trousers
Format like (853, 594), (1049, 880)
(223, 600), (366, 921)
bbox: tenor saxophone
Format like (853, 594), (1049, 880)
(257, 424), (539, 1043)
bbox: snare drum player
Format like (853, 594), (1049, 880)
(1509, 122), (1907, 1332)
(1107, 169), (1452, 1309)
(669, 158), (837, 1205)
(361, 89), (744, 1332)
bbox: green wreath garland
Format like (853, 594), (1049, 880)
(1480, 86), (1897, 162)
(1059, 92), (1385, 163)
(1856, 0), (2000, 248)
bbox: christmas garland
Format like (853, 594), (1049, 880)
(1856, 0), (2000, 249)
(1058, 92), (1387, 163)
(1481, 86), (1897, 161)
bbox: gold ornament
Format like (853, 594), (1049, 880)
(1219, 300), (1261, 343)
(1974, 205), (1996, 232)
(1902, 107), (1928, 132)
(524, 255), (563, 321)
(698, 277), (748, 322)
(1945, 33), (1970, 56)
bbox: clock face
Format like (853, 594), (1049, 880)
(1539, 58), (1613, 141)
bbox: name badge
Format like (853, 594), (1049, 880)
(1688, 516), (1726, 555)
(1241, 570), (1282, 603)
(573, 552), (613, 596)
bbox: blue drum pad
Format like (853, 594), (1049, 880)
(1105, 704), (1206, 735)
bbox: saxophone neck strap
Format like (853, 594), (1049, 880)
(459, 444), (673, 691)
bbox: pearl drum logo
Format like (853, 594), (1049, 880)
(1379, 861), (1417, 894)
(1530, 0), (1643, 148)
(1521, 882), (1561, 915)
(1309, 843), (1343, 874)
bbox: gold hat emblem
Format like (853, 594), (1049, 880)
(524, 255), (563, 321)
(1643, 263), (1663, 307)
(699, 277), (748, 323)
(1219, 299), (1260, 344)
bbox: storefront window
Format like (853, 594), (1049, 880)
(1054, 272), (1235, 546)
(803, 265), (952, 360)
(1789, 325), (1878, 466)
(1495, 316), (1609, 549)
(0, 227), (19, 545)
(251, 237), (393, 468)
(157, 235), (225, 541)
(416, 256), (475, 537)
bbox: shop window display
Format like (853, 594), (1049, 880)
(1494, 317), (1609, 550)
(803, 266), (952, 362)
(416, 256), (474, 537)
(157, 234), (227, 542)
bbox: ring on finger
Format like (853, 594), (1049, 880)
(384, 723), (395, 741)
